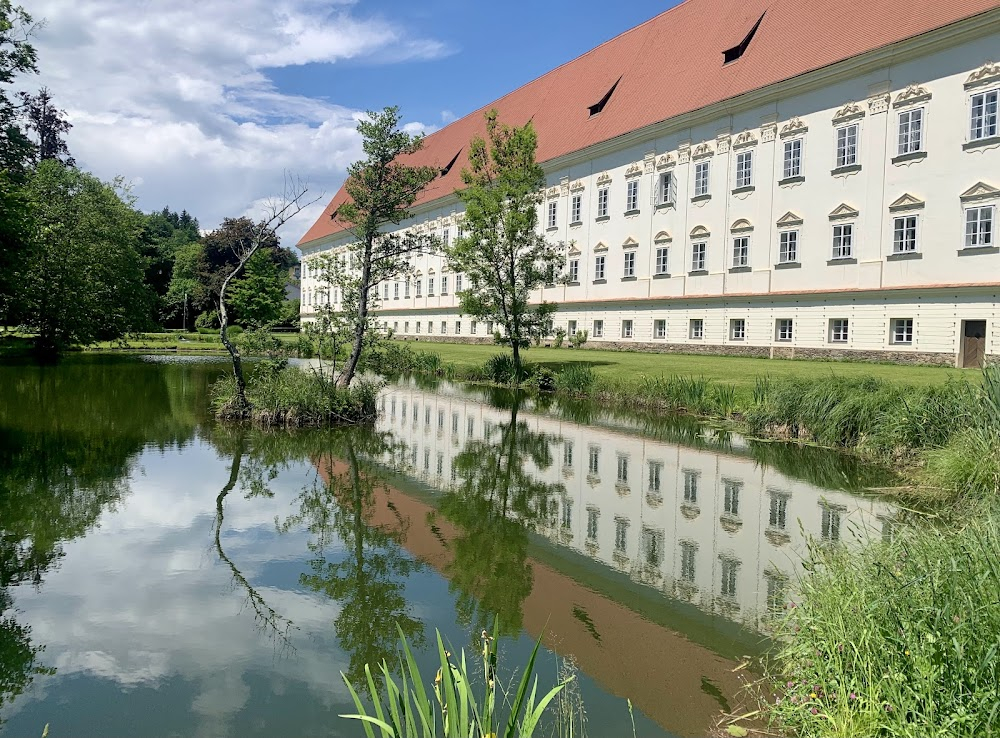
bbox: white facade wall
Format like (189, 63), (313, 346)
(301, 21), (1000, 365)
(374, 383), (895, 634)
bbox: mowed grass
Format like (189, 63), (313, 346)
(398, 340), (972, 389)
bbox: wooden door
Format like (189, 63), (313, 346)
(962, 320), (987, 368)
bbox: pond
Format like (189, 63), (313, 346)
(0, 355), (897, 737)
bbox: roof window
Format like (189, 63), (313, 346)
(588, 76), (622, 117)
(723, 13), (765, 64)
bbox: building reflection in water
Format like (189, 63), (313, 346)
(373, 381), (897, 635)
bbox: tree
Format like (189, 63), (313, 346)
(330, 106), (439, 388)
(12, 161), (154, 353)
(227, 250), (288, 329)
(18, 87), (74, 166)
(215, 179), (318, 414)
(142, 207), (202, 326)
(0, 0), (37, 177)
(446, 110), (563, 380)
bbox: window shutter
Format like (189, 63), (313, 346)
(668, 173), (676, 203)
(652, 174), (661, 204)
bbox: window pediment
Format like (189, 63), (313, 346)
(692, 143), (714, 159)
(732, 131), (758, 149)
(596, 171), (612, 186)
(893, 84), (931, 108)
(832, 102), (865, 125)
(654, 230), (672, 243)
(622, 236), (639, 249)
(960, 181), (1000, 203)
(593, 241), (609, 252)
(625, 162), (643, 178)
(655, 153), (675, 169)
(546, 186), (560, 199)
(730, 218), (753, 233)
(780, 116), (808, 138)
(888, 193), (925, 212)
(829, 203), (859, 221)
(965, 61), (1000, 90)
(776, 211), (803, 227)
(570, 179), (585, 192)
(690, 225), (711, 239)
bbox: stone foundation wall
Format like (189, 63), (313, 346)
(585, 341), (771, 358)
(398, 336), (496, 346)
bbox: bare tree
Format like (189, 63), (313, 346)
(218, 175), (320, 414)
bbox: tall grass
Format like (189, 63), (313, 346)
(341, 621), (571, 738)
(765, 513), (1000, 738)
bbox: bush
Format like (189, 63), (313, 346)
(195, 310), (219, 330)
(528, 367), (556, 393)
(225, 324), (244, 337)
(553, 327), (567, 348)
(765, 513), (1000, 738)
(555, 363), (595, 394)
(569, 330), (588, 349)
(211, 365), (380, 426)
(483, 353), (532, 385)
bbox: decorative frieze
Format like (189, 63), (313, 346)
(655, 153), (675, 169)
(965, 61), (1000, 90)
(761, 123), (777, 143)
(832, 102), (865, 124)
(732, 130), (757, 149)
(867, 93), (890, 115)
(643, 151), (656, 174)
(596, 171), (612, 185)
(625, 161), (643, 177)
(893, 84), (931, 108)
(716, 134), (731, 154)
(779, 116), (808, 138)
(692, 142), (714, 159)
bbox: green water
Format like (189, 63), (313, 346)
(0, 355), (896, 737)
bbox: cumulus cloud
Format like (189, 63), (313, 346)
(26, 0), (451, 246)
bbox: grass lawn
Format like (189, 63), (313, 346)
(400, 340), (974, 388)
(84, 332), (300, 353)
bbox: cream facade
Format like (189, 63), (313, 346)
(373, 382), (895, 634)
(301, 14), (1000, 366)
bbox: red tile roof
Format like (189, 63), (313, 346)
(299, 0), (999, 247)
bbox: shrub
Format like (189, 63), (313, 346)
(553, 327), (567, 348)
(225, 324), (244, 337)
(483, 353), (532, 385)
(555, 363), (595, 394)
(765, 513), (1000, 738)
(195, 310), (219, 330)
(528, 367), (556, 393)
(569, 330), (588, 349)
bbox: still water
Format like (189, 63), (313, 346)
(0, 355), (896, 737)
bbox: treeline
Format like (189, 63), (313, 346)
(0, 2), (298, 354)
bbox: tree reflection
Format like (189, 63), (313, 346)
(435, 393), (564, 636)
(281, 430), (425, 690)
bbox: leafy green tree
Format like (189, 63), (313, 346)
(163, 241), (209, 329)
(142, 207), (201, 326)
(447, 110), (563, 380)
(0, 0), (37, 177)
(18, 86), (73, 166)
(226, 250), (288, 329)
(12, 161), (153, 353)
(330, 106), (439, 388)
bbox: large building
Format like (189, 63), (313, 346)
(298, 0), (1000, 366)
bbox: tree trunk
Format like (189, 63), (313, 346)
(337, 244), (372, 389)
(511, 340), (522, 381)
(219, 262), (250, 415)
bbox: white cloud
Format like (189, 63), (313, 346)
(25, 0), (451, 247)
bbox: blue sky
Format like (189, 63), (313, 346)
(27, 0), (678, 244)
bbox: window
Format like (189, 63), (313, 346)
(436, 452), (444, 475)
(965, 206), (994, 248)
(568, 320), (577, 335)
(394, 282), (400, 299)
(783, 138), (802, 179)
(769, 492), (788, 529)
(821, 506), (842, 541)
(467, 417), (474, 436)
(404, 321), (409, 333)
(657, 172), (676, 205)
(891, 318), (913, 344)
(455, 321), (461, 335)
(424, 448), (430, 470)
(597, 187), (609, 217)
(689, 319), (704, 340)
(642, 527), (663, 567)
(776, 319), (793, 342)
(393, 321), (398, 332)
(897, 108), (923, 154)
(404, 280), (411, 298)
(593, 319), (604, 337)
(654, 319), (667, 339)
(415, 321), (421, 333)
(470, 320), (477, 335)
(832, 224), (854, 259)
(622, 319), (633, 338)
(836, 123), (859, 167)
(970, 89), (998, 141)
(428, 277), (434, 296)
(779, 230), (798, 263)
(893, 215), (918, 253)
(594, 255), (606, 280)
(452, 412), (459, 434)
(440, 321), (447, 334)
(588, 446), (600, 475)
(682, 470), (699, 503)
(547, 201), (557, 228)
(735, 150), (753, 188)
(626, 179), (639, 211)
(614, 518), (629, 553)
(586, 508), (599, 540)
(383, 282), (389, 300)
(427, 321), (433, 334)
(694, 161), (710, 197)
(616, 454), (629, 484)
(568, 259), (579, 283)
(680, 542), (697, 581)
(724, 480), (741, 516)
(720, 558), (739, 597)
(571, 194), (582, 223)
(563, 442), (573, 467)
(442, 228), (450, 247)
(648, 461), (662, 492)
(732, 236), (749, 267)
(561, 500), (572, 529)
(623, 251), (636, 277)
(486, 321), (494, 334)
(829, 318), (849, 343)
(691, 242), (707, 271)
(441, 276), (448, 294)
(655, 246), (669, 275)
(455, 274), (463, 292)
(415, 279), (422, 297)
(730, 319), (746, 341)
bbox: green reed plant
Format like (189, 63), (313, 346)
(555, 363), (596, 394)
(766, 512), (1000, 738)
(341, 622), (570, 738)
